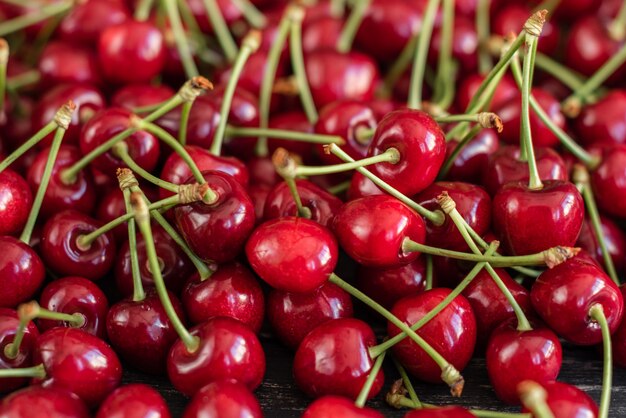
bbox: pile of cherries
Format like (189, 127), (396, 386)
(1, 0), (626, 416)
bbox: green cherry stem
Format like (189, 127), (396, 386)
(179, 101), (192, 146)
(327, 180), (350, 195)
(509, 57), (601, 170)
(407, 0), (441, 110)
(231, 0), (267, 29)
(289, 7), (318, 124)
(336, 0), (371, 53)
(118, 170), (145, 302)
(379, 33), (418, 99)
(431, 0), (454, 109)
(573, 164), (620, 284)
(326, 143), (446, 226)
(354, 349), (386, 408)
(6, 69), (40, 91)
(0, 119), (57, 174)
(435, 112), (504, 131)
(60, 77), (213, 184)
(296, 147), (400, 176)
(0, 39), (7, 119)
(226, 126), (344, 145)
(201, 0), (238, 62)
(589, 304), (613, 418)
(210, 30), (262, 156)
(535, 52), (585, 91)
(134, 0), (155, 20)
(476, 0), (492, 74)
(256, 6), (294, 157)
(608, 0), (626, 42)
(113, 143), (180, 193)
(518, 381), (555, 418)
(391, 357), (422, 408)
(424, 254), (434, 291)
(330, 0), (346, 18)
(562, 41), (626, 118)
(164, 0), (199, 78)
(0, 364), (46, 379)
(0, 0), (73, 37)
(328, 273), (465, 397)
(19, 101), (75, 244)
(132, 192), (200, 353)
(438, 125), (481, 180)
(272, 148), (311, 218)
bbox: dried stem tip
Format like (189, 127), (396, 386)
(17, 301), (40, 322)
(524, 9), (548, 37)
(54, 100), (76, 129)
(179, 76), (214, 102)
(0, 39), (8, 63)
(242, 30), (262, 52)
(543, 246), (581, 268)
(385, 379), (408, 409)
(478, 112), (504, 132)
(116, 168), (138, 191)
(436, 191), (456, 214)
(130, 191), (150, 225)
(441, 363), (464, 397)
(272, 147), (298, 179)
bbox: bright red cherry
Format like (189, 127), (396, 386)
(590, 144), (626, 218)
(444, 129), (499, 184)
(493, 5), (559, 54)
(267, 282), (353, 349)
(267, 112), (315, 161)
(301, 16), (343, 54)
(0, 169), (32, 237)
(293, 318), (384, 400)
(486, 320), (562, 404)
(182, 380), (262, 418)
(107, 289), (183, 375)
(0, 308), (39, 393)
(0, 236), (45, 308)
(174, 170), (255, 264)
(302, 395), (384, 418)
(0, 386), (89, 418)
(111, 84), (175, 110)
(182, 263), (265, 333)
(167, 317), (265, 396)
(246, 216), (338, 293)
(347, 171), (385, 200)
(456, 73), (518, 113)
(95, 188), (127, 243)
(156, 96), (220, 150)
(32, 327), (122, 407)
(40, 210), (116, 281)
(58, 0), (130, 46)
(430, 16), (478, 72)
(520, 381), (599, 417)
(366, 109), (446, 196)
(577, 215), (626, 277)
(574, 90), (626, 146)
(96, 384), (170, 418)
(98, 20), (166, 85)
(38, 41), (102, 87)
(388, 288), (476, 384)
(531, 257), (624, 345)
(492, 180), (584, 255)
(404, 407), (474, 417)
(333, 195), (426, 267)
(187, 0), (242, 34)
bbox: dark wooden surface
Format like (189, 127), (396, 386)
(123, 330), (626, 417)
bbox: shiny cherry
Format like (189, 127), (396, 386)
(403, 407), (474, 417)
(95, 188), (127, 243)
(182, 263), (265, 332)
(182, 380), (262, 418)
(456, 73), (518, 112)
(612, 285), (626, 367)
(574, 90), (626, 146)
(38, 42), (101, 87)
(96, 384), (170, 418)
(347, 171), (384, 200)
(0, 386), (89, 418)
(590, 144), (626, 218)
(302, 395), (384, 418)
(293, 318), (384, 400)
(167, 317), (265, 396)
(493, 5), (559, 54)
(0, 308), (39, 393)
(246, 216), (338, 293)
(577, 215), (626, 277)
(430, 16), (478, 72)
(444, 129), (499, 184)
(156, 96), (220, 150)
(0, 169), (32, 237)
(388, 288), (476, 383)
(302, 16), (343, 54)
(531, 257), (624, 345)
(333, 195), (426, 267)
(32, 327), (122, 407)
(0, 236), (45, 308)
(267, 112), (315, 161)
(58, 0), (130, 46)
(111, 84), (175, 110)
(520, 381), (599, 417)
(187, 0), (242, 34)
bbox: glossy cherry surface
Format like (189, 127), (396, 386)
(590, 144), (626, 218)
(106, 289), (183, 375)
(182, 263), (265, 333)
(430, 16), (478, 72)
(0, 308), (39, 393)
(95, 384), (171, 418)
(267, 282), (353, 349)
(574, 90), (626, 146)
(301, 16), (343, 54)
(0, 386), (90, 418)
(492, 180), (584, 255)
(493, 5), (559, 54)
(444, 129), (499, 184)
(58, 0), (129, 46)
(388, 288), (476, 383)
(174, 170), (255, 264)
(302, 395), (384, 418)
(0, 169), (32, 237)
(38, 276), (108, 339)
(182, 380), (262, 418)
(246, 216), (338, 293)
(403, 407), (474, 417)
(577, 215), (626, 277)
(38, 42), (102, 87)
(0, 236), (45, 308)
(293, 318), (384, 400)
(333, 195), (426, 267)
(33, 327), (122, 407)
(520, 381), (599, 417)
(367, 109), (446, 196)
(456, 73), (518, 113)
(167, 317), (265, 396)
(267, 112), (315, 161)
(486, 320), (562, 404)
(156, 96), (220, 150)
(111, 84), (175, 110)
(40, 210), (116, 281)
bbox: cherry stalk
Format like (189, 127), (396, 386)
(0, 1), (74, 36)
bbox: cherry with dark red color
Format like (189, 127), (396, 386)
(156, 96), (220, 150)
(444, 129), (499, 184)
(577, 215), (626, 277)
(0, 308), (39, 393)
(293, 318), (384, 400)
(302, 395), (384, 418)
(0, 386), (90, 418)
(590, 144), (626, 218)
(111, 84), (175, 110)
(0, 169), (32, 237)
(95, 188), (127, 243)
(456, 73), (518, 113)
(302, 16), (343, 54)
(96, 384), (171, 418)
(613, 285), (626, 368)
(0, 236), (45, 308)
(404, 407), (474, 417)
(182, 380), (262, 418)
(38, 42), (102, 87)
(58, 0), (130, 46)
(493, 5), (559, 54)
(574, 90), (626, 146)
(520, 381), (599, 417)
(430, 16), (478, 72)
(267, 112), (315, 162)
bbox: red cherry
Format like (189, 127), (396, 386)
(456, 73), (518, 112)
(302, 16), (343, 54)
(305, 51), (380, 108)
(267, 282), (353, 349)
(187, 0), (242, 34)
(32, 327), (122, 407)
(0, 169), (32, 237)
(156, 96), (220, 150)
(531, 257), (624, 345)
(0, 236), (45, 308)
(111, 84), (175, 110)
(38, 42), (102, 87)
(403, 406), (474, 417)
(355, 258), (427, 310)
(95, 188), (127, 243)
(58, 0), (130, 46)
(613, 285), (626, 367)
(366, 109), (446, 196)
(482, 146), (567, 196)
(444, 129), (499, 184)
(40, 210), (116, 281)
(347, 171), (384, 200)
(577, 215), (626, 277)
(333, 195), (426, 267)
(302, 395), (384, 418)
(167, 317), (265, 396)
(0, 386), (89, 418)
(486, 320), (562, 404)
(98, 20), (166, 85)
(268, 112), (315, 161)
(492, 180), (584, 255)
(493, 5), (559, 54)
(590, 144), (626, 218)
(106, 289), (183, 375)
(293, 318), (384, 400)
(182, 263), (265, 333)
(574, 90), (626, 146)
(182, 380), (262, 418)
(96, 384), (170, 418)
(388, 288), (476, 384)
(174, 171), (255, 264)
(430, 16), (478, 72)
(80, 107), (161, 177)
(246, 216), (338, 293)
(520, 381), (599, 417)
(0, 308), (39, 393)
(37, 277), (108, 339)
